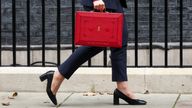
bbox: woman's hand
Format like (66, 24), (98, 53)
(93, 0), (105, 12)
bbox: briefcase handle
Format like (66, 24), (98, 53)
(93, 9), (106, 12)
(93, 8), (116, 13)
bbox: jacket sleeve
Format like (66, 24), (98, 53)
(81, 0), (94, 7)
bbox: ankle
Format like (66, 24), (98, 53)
(54, 71), (64, 81)
(51, 88), (57, 95)
(116, 82), (136, 99)
(117, 86), (128, 91)
(117, 81), (128, 90)
(51, 71), (64, 95)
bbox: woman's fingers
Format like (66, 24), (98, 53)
(93, 0), (105, 12)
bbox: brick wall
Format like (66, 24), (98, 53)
(1, 0), (192, 45)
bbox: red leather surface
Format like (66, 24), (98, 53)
(75, 11), (123, 48)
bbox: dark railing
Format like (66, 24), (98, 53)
(164, 0), (168, 67)
(0, 0), (190, 67)
(12, 0), (16, 66)
(27, 0), (31, 66)
(0, 0), (1, 66)
(179, 0), (183, 67)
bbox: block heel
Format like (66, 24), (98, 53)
(113, 94), (119, 105)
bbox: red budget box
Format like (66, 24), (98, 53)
(75, 11), (123, 48)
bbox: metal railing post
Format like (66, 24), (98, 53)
(164, 0), (168, 67)
(0, 0), (2, 66)
(149, 0), (153, 67)
(27, 0), (31, 66)
(57, 0), (61, 66)
(179, 0), (183, 67)
(12, 0), (16, 66)
(72, 0), (75, 52)
(42, 0), (45, 66)
(134, 0), (138, 67)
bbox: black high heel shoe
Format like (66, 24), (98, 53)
(39, 70), (57, 105)
(113, 89), (147, 105)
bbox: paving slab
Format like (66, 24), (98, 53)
(0, 92), (71, 108)
(61, 93), (178, 108)
(175, 94), (192, 108)
(0, 92), (179, 108)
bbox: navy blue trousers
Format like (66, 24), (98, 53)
(58, 5), (128, 81)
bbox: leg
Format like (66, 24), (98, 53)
(40, 46), (104, 105)
(110, 45), (136, 98)
(110, 46), (136, 98)
(52, 46), (104, 94)
(111, 31), (146, 105)
(111, 4), (146, 105)
(111, 45), (146, 105)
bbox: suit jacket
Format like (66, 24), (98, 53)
(81, 0), (127, 10)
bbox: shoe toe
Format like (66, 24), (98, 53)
(135, 99), (147, 105)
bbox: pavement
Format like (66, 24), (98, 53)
(1, 92), (192, 108)
(1, 67), (192, 108)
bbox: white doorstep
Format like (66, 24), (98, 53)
(0, 67), (192, 94)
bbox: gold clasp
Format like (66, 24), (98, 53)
(97, 26), (101, 32)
